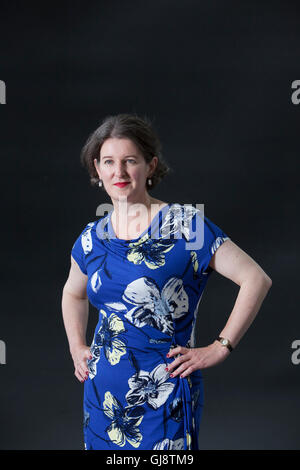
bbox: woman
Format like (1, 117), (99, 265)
(61, 113), (272, 450)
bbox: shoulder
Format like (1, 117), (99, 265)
(73, 219), (99, 248)
(81, 215), (107, 235)
(168, 204), (229, 247)
(76, 220), (98, 238)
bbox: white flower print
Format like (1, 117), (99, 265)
(105, 302), (128, 312)
(126, 363), (175, 409)
(160, 204), (199, 240)
(88, 340), (100, 379)
(81, 223), (94, 254)
(122, 276), (189, 335)
(153, 437), (184, 450)
(211, 236), (230, 255)
(90, 269), (102, 293)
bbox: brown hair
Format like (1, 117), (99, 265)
(80, 113), (171, 190)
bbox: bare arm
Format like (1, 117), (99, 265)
(167, 239), (272, 377)
(61, 255), (91, 382)
(209, 239), (272, 351)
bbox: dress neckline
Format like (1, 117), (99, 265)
(107, 203), (171, 243)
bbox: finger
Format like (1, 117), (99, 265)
(86, 349), (92, 360)
(78, 364), (89, 380)
(81, 359), (89, 372)
(167, 353), (191, 372)
(170, 361), (194, 378)
(74, 370), (85, 383)
(167, 346), (187, 358)
(179, 365), (194, 378)
(166, 355), (185, 371)
(80, 356), (90, 370)
(77, 368), (87, 381)
(86, 356), (93, 368)
(82, 363), (90, 377)
(75, 360), (86, 373)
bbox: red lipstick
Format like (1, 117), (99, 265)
(114, 182), (130, 188)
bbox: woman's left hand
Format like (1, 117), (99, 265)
(166, 341), (231, 378)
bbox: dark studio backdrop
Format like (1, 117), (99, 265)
(0, 0), (299, 450)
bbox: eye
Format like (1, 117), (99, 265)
(127, 159), (136, 164)
(104, 160), (113, 165)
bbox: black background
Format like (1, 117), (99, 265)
(0, 0), (299, 450)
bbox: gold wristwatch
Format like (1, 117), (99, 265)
(217, 336), (233, 352)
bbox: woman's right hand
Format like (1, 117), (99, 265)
(70, 344), (92, 383)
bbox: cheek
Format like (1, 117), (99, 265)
(100, 167), (112, 178)
(130, 167), (147, 181)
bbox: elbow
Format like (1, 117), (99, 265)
(261, 273), (272, 290)
(254, 266), (272, 289)
(243, 270), (272, 290)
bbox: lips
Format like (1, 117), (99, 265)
(114, 182), (130, 188)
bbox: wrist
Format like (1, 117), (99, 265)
(213, 339), (231, 356)
(69, 341), (87, 354)
(216, 336), (234, 352)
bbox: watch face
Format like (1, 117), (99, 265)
(221, 339), (228, 346)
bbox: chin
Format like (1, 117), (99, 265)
(112, 186), (135, 195)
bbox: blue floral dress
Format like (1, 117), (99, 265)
(71, 203), (230, 450)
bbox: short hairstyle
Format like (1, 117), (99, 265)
(80, 113), (171, 190)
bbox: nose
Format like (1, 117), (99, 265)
(115, 162), (127, 178)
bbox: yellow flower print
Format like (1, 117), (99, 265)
(190, 251), (199, 275)
(127, 233), (175, 269)
(186, 431), (192, 449)
(87, 310), (127, 378)
(98, 310), (127, 365)
(103, 391), (144, 448)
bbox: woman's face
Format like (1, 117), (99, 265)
(94, 137), (157, 203)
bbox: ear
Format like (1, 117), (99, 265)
(148, 156), (158, 177)
(94, 158), (101, 178)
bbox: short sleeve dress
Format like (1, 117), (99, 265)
(71, 203), (231, 450)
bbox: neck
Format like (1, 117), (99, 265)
(112, 192), (154, 218)
(110, 194), (165, 239)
